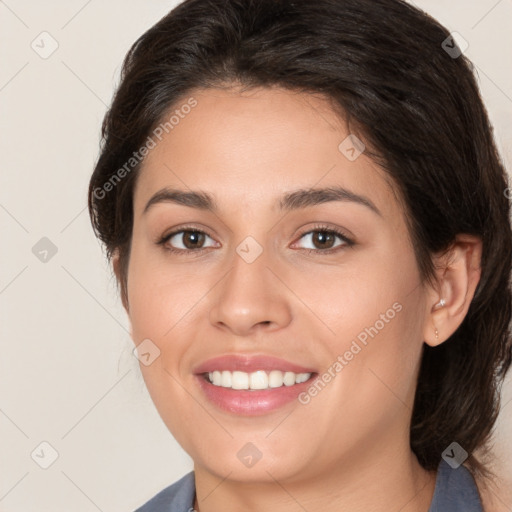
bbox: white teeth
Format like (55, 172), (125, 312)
(231, 371), (249, 390)
(268, 370), (284, 388)
(206, 370), (312, 390)
(249, 370), (268, 390)
(283, 371), (296, 386)
(295, 372), (309, 384)
(211, 371), (222, 386)
(221, 370), (232, 388)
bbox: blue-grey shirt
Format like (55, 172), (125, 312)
(134, 459), (483, 511)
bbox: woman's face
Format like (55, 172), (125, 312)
(124, 86), (430, 483)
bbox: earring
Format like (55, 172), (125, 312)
(435, 298), (446, 309)
(433, 299), (444, 341)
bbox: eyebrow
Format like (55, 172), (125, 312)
(143, 186), (381, 216)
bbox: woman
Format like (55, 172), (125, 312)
(88, 0), (512, 510)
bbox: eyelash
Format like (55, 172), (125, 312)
(156, 223), (355, 256)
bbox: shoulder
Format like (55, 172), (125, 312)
(134, 471), (196, 512)
(429, 459), (483, 512)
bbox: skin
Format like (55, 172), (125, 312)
(114, 86), (482, 512)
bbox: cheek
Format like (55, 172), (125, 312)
(312, 245), (424, 407)
(305, 298), (425, 453)
(306, 251), (420, 352)
(330, 291), (425, 430)
(125, 248), (205, 444)
(126, 244), (207, 343)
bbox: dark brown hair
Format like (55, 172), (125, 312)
(88, 0), (512, 481)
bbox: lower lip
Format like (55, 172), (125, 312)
(195, 375), (316, 416)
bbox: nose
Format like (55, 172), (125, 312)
(208, 244), (293, 336)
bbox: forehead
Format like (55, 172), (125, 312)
(133, 86), (399, 220)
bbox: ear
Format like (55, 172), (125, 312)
(423, 234), (482, 347)
(112, 249), (129, 313)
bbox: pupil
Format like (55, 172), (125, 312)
(185, 231), (204, 249)
(314, 231), (333, 248)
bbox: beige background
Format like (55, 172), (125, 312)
(0, 0), (511, 510)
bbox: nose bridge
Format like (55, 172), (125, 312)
(208, 233), (292, 334)
(231, 235), (271, 297)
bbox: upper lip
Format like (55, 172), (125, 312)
(193, 354), (316, 375)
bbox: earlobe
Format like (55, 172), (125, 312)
(423, 234), (482, 347)
(427, 298), (448, 346)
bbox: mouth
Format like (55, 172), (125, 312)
(193, 355), (318, 416)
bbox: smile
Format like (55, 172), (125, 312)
(193, 355), (318, 415)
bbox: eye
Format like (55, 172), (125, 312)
(292, 225), (354, 254)
(157, 228), (218, 254)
